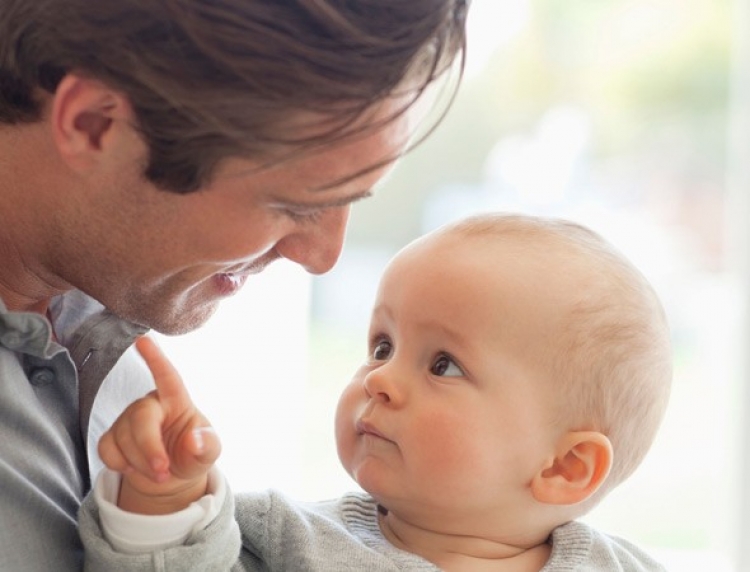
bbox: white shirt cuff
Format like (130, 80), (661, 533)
(95, 467), (226, 554)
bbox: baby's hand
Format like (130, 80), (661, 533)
(98, 336), (221, 515)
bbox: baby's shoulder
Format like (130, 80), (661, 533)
(546, 521), (667, 571)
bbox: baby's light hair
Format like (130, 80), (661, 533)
(435, 213), (673, 503)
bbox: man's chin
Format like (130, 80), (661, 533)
(129, 301), (220, 336)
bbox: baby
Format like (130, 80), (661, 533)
(80, 213), (672, 571)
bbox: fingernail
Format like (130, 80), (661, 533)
(192, 427), (216, 453)
(193, 429), (204, 452)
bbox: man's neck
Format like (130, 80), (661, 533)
(0, 122), (71, 314)
(0, 277), (60, 315)
(0, 219), (68, 314)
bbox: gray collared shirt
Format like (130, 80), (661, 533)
(0, 290), (149, 571)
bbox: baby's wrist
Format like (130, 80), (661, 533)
(118, 474), (209, 515)
(95, 468), (226, 554)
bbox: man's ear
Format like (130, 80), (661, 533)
(50, 73), (135, 172)
(530, 431), (613, 506)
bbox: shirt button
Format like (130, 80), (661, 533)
(29, 367), (56, 387)
(1, 332), (24, 350)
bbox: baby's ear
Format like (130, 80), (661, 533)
(530, 431), (613, 506)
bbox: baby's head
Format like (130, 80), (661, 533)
(335, 213), (672, 537)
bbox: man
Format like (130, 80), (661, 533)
(0, 0), (468, 569)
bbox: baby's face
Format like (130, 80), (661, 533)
(334, 231), (573, 530)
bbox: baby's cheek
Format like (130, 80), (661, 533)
(333, 384), (362, 465)
(411, 414), (482, 476)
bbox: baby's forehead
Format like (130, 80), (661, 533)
(389, 216), (656, 302)
(438, 221), (628, 274)
(403, 223), (589, 271)
(385, 228), (588, 314)
(394, 222), (655, 322)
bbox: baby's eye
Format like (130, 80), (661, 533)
(430, 354), (464, 377)
(371, 339), (393, 361)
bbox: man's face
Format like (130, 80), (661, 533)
(58, 101), (412, 334)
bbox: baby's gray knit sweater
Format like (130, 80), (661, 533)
(80, 489), (667, 571)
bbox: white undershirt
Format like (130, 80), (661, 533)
(94, 468), (225, 554)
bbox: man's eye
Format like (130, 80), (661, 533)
(430, 354), (464, 377)
(372, 340), (393, 361)
(285, 208), (324, 223)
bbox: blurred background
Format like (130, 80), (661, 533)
(155, 0), (749, 570)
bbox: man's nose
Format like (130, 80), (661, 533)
(275, 207), (350, 274)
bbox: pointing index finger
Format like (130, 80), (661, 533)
(135, 336), (192, 413)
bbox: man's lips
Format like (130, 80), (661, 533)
(213, 254), (279, 294)
(213, 272), (249, 296)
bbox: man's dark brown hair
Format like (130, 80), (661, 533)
(0, 0), (468, 192)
